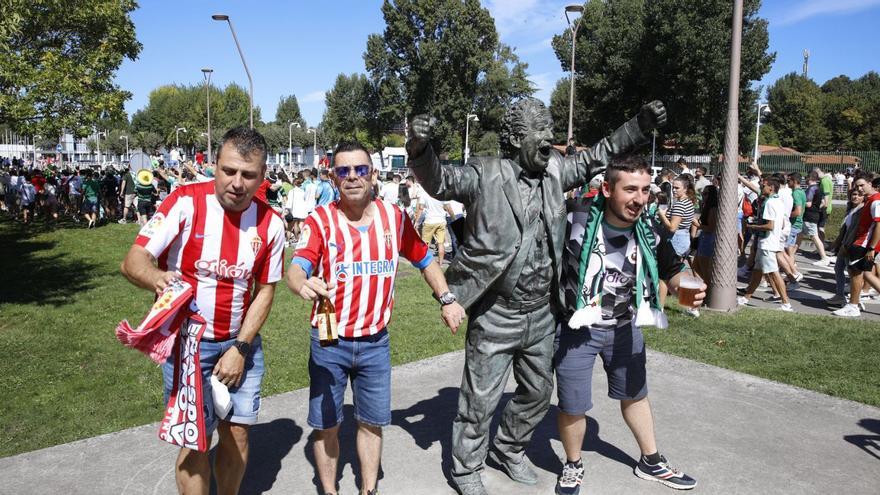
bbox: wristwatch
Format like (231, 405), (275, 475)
(232, 339), (251, 357)
(438, 291), (457, 306)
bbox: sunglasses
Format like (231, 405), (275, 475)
(333, 164), (370, 178)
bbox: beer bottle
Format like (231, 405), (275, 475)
(316, 295), (339, 347)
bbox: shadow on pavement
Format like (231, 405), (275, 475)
(529, 406), (638, 476)
(844, 418), (880, 461)
(304, 404), (384, 494)
(392, 386), (460, 490)
(240, 418), (304, 495)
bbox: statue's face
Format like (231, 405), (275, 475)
(514, 108), (555, 173)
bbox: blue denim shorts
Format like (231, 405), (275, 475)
(670, 229), (691, 257)
(554, 322), (648, 415)
(308, 328), (391, 430)
(163, 334), (264, 434)
(786, 227), (802, 247)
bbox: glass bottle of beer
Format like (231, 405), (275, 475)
(316, 295), (338, 347)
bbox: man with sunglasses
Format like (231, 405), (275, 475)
(286, 141), (466, 495)
(407, 98), (666, 495)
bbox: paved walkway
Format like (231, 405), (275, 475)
(735, 249), (880, 321)
(2, 349), (878, 495)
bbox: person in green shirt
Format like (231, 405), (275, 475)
(81, 169), (102, 229)
(818, 167), (834, 243)
(784, 172), (806, 281)
(135, 179), (157, 226)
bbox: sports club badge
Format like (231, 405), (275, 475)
(140, 212), (165, 237)
(250, 234), (263, 256)
(384, 229), (393, 248)
(295, 225), (311, 250)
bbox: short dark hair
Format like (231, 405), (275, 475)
(763, 176), (782, 192)
(331, 141), (371, 167)
(696, 166), (707, 175)
(216, 126), (268, 164)
(606, 155), (651, 187)
(787, 172), (801, 184)
(872, 176), (880, 190)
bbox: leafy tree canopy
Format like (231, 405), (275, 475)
(0, 0), (142, 139)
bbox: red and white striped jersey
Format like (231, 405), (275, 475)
(854, 192), (880, 249)
(291, 199), (433, 338)
(135, 181), (286, 341)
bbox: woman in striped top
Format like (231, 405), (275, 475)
(658, 175), (696, 257)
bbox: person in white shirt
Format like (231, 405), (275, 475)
(416, 192), (449, 262)
(406, 175), (424, 221)
(283, 176), (309, 244)
(379, 174), (401, 205)
(738, 176), (792, 311)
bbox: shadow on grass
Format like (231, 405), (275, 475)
(843, 418), (880, 462)
(0, 217), (98, 305)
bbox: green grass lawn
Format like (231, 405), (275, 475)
(1, 211), (876, 458)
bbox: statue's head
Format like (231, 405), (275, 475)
(500, 97), (555, 173)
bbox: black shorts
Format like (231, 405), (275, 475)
(137, 200), (154, 217)
(847, 245), (875, 273)
(818, 210), (828, 228)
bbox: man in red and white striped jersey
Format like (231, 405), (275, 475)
(122, 127), (285, 495)
(287, 141), (465, 495)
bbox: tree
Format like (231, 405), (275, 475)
(367, 0), (532, 155)
(821, 72), (880, 150)
(132, 131), (162, 154)
(274, 95), (306, 127)
(549, 0), (774, 153)
(322, 73), (370, 146)
(0, 0), (141, 139)
(765, 73), (829, 151)
(130, 82), (261, 150)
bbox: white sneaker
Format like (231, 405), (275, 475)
(736, 296), (750, 306)
(832, 304), (861, 318)
(685, 308), (700, 318)
(778, 303), (793, 312)
(813, 258), (832, 267)
(793, 272), (804, 283)
(117, 218), (127, 224)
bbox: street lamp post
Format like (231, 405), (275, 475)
(565, 4), (585, 143)
(96, 130), (106, 165)
(120, 135), (129, 163)
(308, 128), (317, 168)
(202, 68), (214, 165)
(212, 14), (254, 128)
(752, 102), (771, 166)
(33, 135), (39, 165)
(175, 127), (187, 148)
(464, 114), (479, 164)
(708, 0), (745, 311)
(289, 121), (301, 167)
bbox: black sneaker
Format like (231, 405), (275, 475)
(555, 459), (584, 495)
(634, 454), (696, 490)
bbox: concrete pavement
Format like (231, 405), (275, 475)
(2, 349), (878, 495)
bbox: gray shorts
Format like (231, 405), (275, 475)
(755, 248), (779, 273)
(803, 221), (818, 237)
(124, 193), (137, 208)
(553, 321), (647, 415)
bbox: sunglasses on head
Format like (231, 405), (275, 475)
(333, 164), (370, 178)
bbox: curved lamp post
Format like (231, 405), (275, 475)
(289, 121), (301, 166)
(212, 14), (254, 128)
(565, 4), (585, 143)
(464, 114), (479, 164)
(753, 102), (771, 166)
(202, 68), (214, 165)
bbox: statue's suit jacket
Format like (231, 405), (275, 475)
(408, 117), (648, 312)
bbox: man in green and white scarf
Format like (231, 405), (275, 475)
(554, 155), (706, 494)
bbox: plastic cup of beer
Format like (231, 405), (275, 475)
(679, 275), (703, 308)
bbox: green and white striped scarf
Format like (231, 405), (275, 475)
(568, 195), (668, 330)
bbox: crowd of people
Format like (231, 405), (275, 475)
(618, 158), (874, 319)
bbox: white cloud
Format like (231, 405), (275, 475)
(529, 71), (564, 104)
(774, 0), (880, 26)
(300, 90), (326, 103)
(515, 37), (553, 56)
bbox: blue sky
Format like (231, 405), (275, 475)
(116, 0), (880, 128)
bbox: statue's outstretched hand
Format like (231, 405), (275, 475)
(637, 100), (667, 134)
(406, 114), (437, 158)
